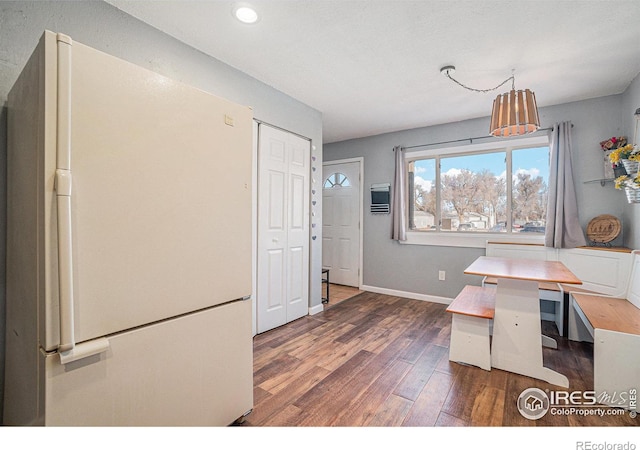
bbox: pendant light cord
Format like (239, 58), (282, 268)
(441, 67), (516, 93)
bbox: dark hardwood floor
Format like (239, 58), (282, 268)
(243, 291), (637, 427)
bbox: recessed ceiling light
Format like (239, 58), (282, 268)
(234, 5), (259, 24)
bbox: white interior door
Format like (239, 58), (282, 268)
(257, 124), (310, 333)
(322, 160), (361, 287)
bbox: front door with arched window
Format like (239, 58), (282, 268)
(322, 160), (361, 288)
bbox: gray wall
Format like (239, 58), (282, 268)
(621, 72), (640, 250)
(324, 95), (632, 301)
(0, 0), (323, 422)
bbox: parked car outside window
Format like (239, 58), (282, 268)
(520, 225), (545, 233)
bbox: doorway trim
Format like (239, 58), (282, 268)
(322, 157), (364, 289)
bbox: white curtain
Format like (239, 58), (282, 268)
(545, 122), (587, 248)
(391, 146), (407, 241)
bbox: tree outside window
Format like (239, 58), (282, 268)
(408, 146), (549, 234)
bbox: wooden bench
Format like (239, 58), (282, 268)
(446, 285), (496, 371)
(568, 250), (640, 409)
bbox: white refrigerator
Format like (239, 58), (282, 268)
(3, 31), (254, 426)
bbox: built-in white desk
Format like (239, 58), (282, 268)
(465, 256), (582, 388)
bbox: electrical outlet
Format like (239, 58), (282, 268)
(438, 270), (446, 281)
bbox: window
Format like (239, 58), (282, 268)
(323, 172), (351, 188)
(406, 136), (549, 244)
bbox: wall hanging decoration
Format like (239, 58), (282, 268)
(586, 214), (621, 246)
(614, 172), (640, 204)
(601, 136), (628, 178)
(608, 142), (639, 176)
(625, 187), (640, 204)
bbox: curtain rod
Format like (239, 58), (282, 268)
(398, 125), (572, 151)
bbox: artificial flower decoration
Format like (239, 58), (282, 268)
(600, 136), (627, 151)
(614, 174), (640, 190)
(608, 144), (638, 164)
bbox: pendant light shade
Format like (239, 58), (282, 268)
(490, 89), (540, 137)
(440, 66), (541, 138)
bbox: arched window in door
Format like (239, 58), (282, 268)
(323, 172), (351, 188)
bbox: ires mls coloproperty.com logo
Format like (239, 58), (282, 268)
(517, 387), (637, 420)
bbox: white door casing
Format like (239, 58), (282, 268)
(322, 160), (362, 287)
(257, 124), (310, 333)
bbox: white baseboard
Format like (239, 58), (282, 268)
(361, 284), (453, 305)
(308, 304), (324, 316)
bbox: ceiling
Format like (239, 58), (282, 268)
(104, 0), (640, 144)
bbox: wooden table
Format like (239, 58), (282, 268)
(464, 256), (582, 387)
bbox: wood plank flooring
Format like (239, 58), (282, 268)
(323, 283), (363, 309)
(243, 291), (638, 427)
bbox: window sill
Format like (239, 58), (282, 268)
(400, 231), (545, 249)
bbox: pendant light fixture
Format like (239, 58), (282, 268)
(440, 66), (540, 137)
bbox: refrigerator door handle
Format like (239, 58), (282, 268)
(60, 338), (110, 365)
(55, 33), (111, 365)
(56, 169), (75, 352)
(56, 34), (76, 354)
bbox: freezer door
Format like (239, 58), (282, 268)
(43, 300), (253, 426)
(45, 35), (253, 348)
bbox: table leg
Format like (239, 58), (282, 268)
(491, 278), (569, 388)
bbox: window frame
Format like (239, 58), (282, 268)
(323, 172), (351, 188)
(403, 135), (550, 248)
